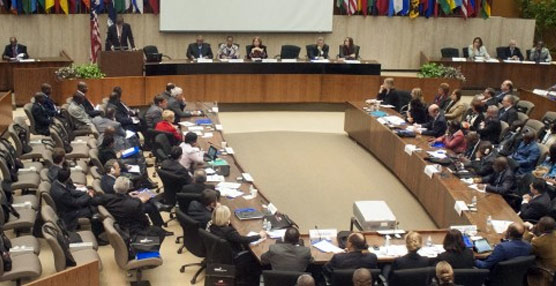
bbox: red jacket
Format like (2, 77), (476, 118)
(155, 120), (181, 142)
(437, 130), (467, 154)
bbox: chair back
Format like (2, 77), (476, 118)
(143, 45), (159, 55)
(488, 255), (535, 286)
(41, 222), (69, 272)
(280, 45), (301, 59)
(92, 179), (104, 195)
(97, 205), (114, 220)
(102, 217), (131, 269)
(389, 267), (435, 286)
(462, 47), (469, 58)
(245, 45), (253, 57)
(176, 210), (205, 258)
(89, 166), (102, 180)
(156, 168), (183, 206)
(441, 48), (459, 58)
(23, 103), (37, 135)
(89, 148), (104, 173)
(331, 268), (381, 286)
(524, 119), (546, 136)
(153, 133), (172, 163)
(396, 90), (412, 112)
(41, 204), (59, 223)
(41, 190), (57, 212)
(516, 100), (535, 116)
(48, 126), (65, 149)
(198, 228), (234, 265)
(517, 112), (529, 123)
(176, 192), (201, 214)
(453, 268), (489, 286)
(499, 120), (510, 142)
(496, 46), (506, 59)
(0, 157), (12, 184)
(7, 123), (24, 157)
(541, 111), (556, 126)
(538, 143), (549, 166)
(262, 270), (307, 286)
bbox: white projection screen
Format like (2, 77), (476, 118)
(160, 0), (333, 32)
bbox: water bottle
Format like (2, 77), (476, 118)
(486, 215), (493, 231)
(426, 235), (433, 247)
(263, 218), (271, 231)
(384, 235), (391, 255)
(471, 196), (477, 208)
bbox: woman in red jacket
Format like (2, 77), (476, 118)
(155, 110), (182, 142)
(435, 121), (467, 154)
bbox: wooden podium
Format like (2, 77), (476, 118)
(98, 50), (144, 77)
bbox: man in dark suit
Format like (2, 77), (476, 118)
(166, 88), (192, 123)
(261, 227), (313, 272)
(31, 93), (54, 136)
(107, 88), (139, 131)
(105, 15), (135, 51)
(182, 169), (216, 194)
(307, 37), (329, 60)
(145, 95), (167, 128)
(2, 37), (28, 60)
(50, 168), (94, 231)
(418, 104), (447, 137)
(323, 233), (378, 278)
(475, 222), (531, 269)
(480, 157), (516, 196)
(74, 82), (102, 118)
(500, 40), (524, 61)
(481, 88), (498, 107)
(499, 95), (518, 125)
(160, 146), (192, 185)
(187, 189), (218, 229)
(495, 80), (513, 103)
(186, 35), (213, 60)
(520, 178), (551, 221)
(478, 105), (502, 144)
(39, 83), (58, 115)
(100, 159), (120, 194)
(161, 83), (174, 101)
(509, 130), (540, 175)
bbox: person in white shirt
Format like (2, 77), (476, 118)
(179, 132), (204, 172)
(468, 37), (490, 59)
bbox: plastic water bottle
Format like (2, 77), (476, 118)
(426, 235), (433, 247)
(262, 218), (271, 231)
(384, 235), (391, 248)
(486, 215), (493, 231)
(471, 196), (477, 207)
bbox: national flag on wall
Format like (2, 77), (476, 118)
(131, 0), (140, 13)
(438, 0), (451, 14)
(113, 0), (124, 12)
(480, 0), (490, 18)
(361, 0), (368, 15)
(105, 0), (116, 25)
(44, 0), (53, 12)
(376, 0), (388, 15)
(425, 0), (434, 17)
(59, 0), (68, 14)
(343, 0), (357, 15)
(409, 0), (419, 18)
(393, 0), (403, 14)
(90, 1), (102, 62)
(148, 0), (157, 14)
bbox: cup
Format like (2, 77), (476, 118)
(222, 142), (227, 148)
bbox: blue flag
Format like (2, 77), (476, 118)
(401, 0), (409, 15)
(388, 0), (394, 16)
(105, 0), (116, 26)
(426, 0), (434, 17)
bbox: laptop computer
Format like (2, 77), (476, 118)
(204, 145), (218, 162)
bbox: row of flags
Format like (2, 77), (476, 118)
(0, 0), (158, 14)
(336, 0), (492, 18)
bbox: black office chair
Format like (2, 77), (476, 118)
(176, 210), (206, 284)
(496, 46), (506, 59)
(453, 268), (489, 286)
(263, 270), (308, 286)
(462, 47), (470, 58)
(152, 133), (173, 164)
(305, 45), (315, 59)
(279, 45), (301, 59)
(156, 168), (188, 208)
(338, 45), (360, 59)
(245, 45), (253, 58)
(440, 48), (459, 58)
(176, 192), (201, 214)
(487, 255), (535, 286)
(396, 90), (412, 113)
(526, 49), (531, 60)
(389, 267), (435, 286)
(541, 111), (556, 126)
(198, 228), (235, 265)
(331, 268), (381, 286)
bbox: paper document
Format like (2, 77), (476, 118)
(247, 232), (266, 245)
(218, 187), (244, 198)
(217, 182), (242, 189)
(228, 59), (244, 63)
(521, 61), (536, 64)
(266, 203), (278, 215)
(197, 59), (213, 63)
(131, 117), (140, 124)
(242, 173), (254, 182)
(404, 144), (421, 156)
(215, 124), (223, 131)
(377, 229), (406, 235)
(188, 126), (204, 131)
(312, 240), (345, 254)
(427, 150), (447, 159)
(266, 229), (287, 239)
(380, 104), (396, 109)
(382, 116), (405, 126)
(491, 220), (514, 234)
(262, 59), (278, 63)
(202, 132), (213, 138)
(179, 121), (196, 127)
(454, 201), (469, 216)
(207, 175), (225, 182)
(205, 168), (216, 175)
(212, 107), (219, 113)
(424, 165), (440, 178)
(418, 245), (445, 257)
(468, 184), (486, 193)
(127, 165), (141, 174)
(485, 59), (500, 63)
(460, 178), (474, 185)
(225, 147), (235, 154)
(125, 130), (136, 139)
(310, 59), (330, 63)
(450, 225), (478, 235)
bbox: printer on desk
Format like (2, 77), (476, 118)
(353, 201), (397, 231)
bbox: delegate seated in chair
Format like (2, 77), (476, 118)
(475, 222), (531, 269)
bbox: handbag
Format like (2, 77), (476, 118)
(43, 224), (76, 267)
(0, 228), (12, 272)
(130, 236), (160, 253)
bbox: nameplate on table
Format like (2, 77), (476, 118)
(309, 229), (337, 242)
(343, 60), (361, 64)
(521, 61), (536, 64)
(280, 59), (297, 63)
(491, 220), (514, 234)
(424, 165), (440, 178)
(454, 201), (469, 216)
(485, 59), (500, 63)
(503, 59), (521, 64)
(262, 59), (278, 63)
(451, 57), (467, 62)
(310, 59), (330, 63)
(196, 59), (213, 63)
(228, 59), (244, 63)
(404, 144), (420, 156)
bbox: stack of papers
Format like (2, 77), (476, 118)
(427, 150), (447, 159)
(247, 232), (266, 245)
(491, 220), (514, 234)
(216, 182), (244, 198)
(468, 184), (486, 193)
(266, 229), (287, 239)
(312, 240), (345, 253)
(207, 175), (225, 182)
(179, 121), (196, 128)
(379, 116), (405, 126)
(370, 244), (444, 258)
(127, 165), (141, 174)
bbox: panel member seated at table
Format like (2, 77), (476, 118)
(187, 189), (219, 229)
(376, 78), (399, 108)
(406, 88), (428, 124)
(520, 178), (551, 222)
(433, 83), (451, 110)
(105, 15), (135, 51)
(434, 121), (467, 154)
(443, 89), (465, 122)
(467, 37), (490, 59)
(390, 231), (429, 271)
(186, 35), (214, 60)
(2, 37), (28, 60)
(461, 96), (485, 131)
(323, 232), (377, 278)
(529, 41), (552, 63)
(261, 227), (313, 272)
(307, 37), (329, 60)
(415, 104), (447, 137)
(247, 36), (268, 59)
(155, 110), (182, 142)
(475, 222), (531, 269)
(477, 157), (517, 196)
(217, 36), (240, 60)
(432, 229), (474, 268)
(339, 37), (358, 60)
(501, 40), (524, 61)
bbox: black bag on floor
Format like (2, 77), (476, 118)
(0, 227), (12, 272)
(43, 224), (76, 268)
(205, 263), (235, 286)
(130, 235), (160, 253)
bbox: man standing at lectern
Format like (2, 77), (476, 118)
(105, 15), (135, 51)
(2, 37), (28, 60)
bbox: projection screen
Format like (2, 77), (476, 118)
(160, 0), (334, 32)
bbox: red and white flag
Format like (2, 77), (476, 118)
(344, 0), (358, 15)
(90, 7), (102, 63)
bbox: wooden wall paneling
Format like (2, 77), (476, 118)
(263, 75), (321, 102)
(0, 15), (535, 69)
(320, 75), (380, 102)
(14, 67), (61, 106)
(0, 92), (13, 133)
(24, 261), (99, 286)
(98, 76), (145, 106)
(144, 75), (207, 103)
(205, 75), (264, 103)
(517, 89), (556, 121)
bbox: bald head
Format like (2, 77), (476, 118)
(104, 126), (116, 137)
(353, 268), (372, 286)
(296, 274), (315, 286)
(77, 81), (88, 93)
(486, 105), (499, 118)
(428, 104), (440, 117)
(41, 83), (52, 95)
(347, 232), (367, 251)
(506, 222), (525, 240)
